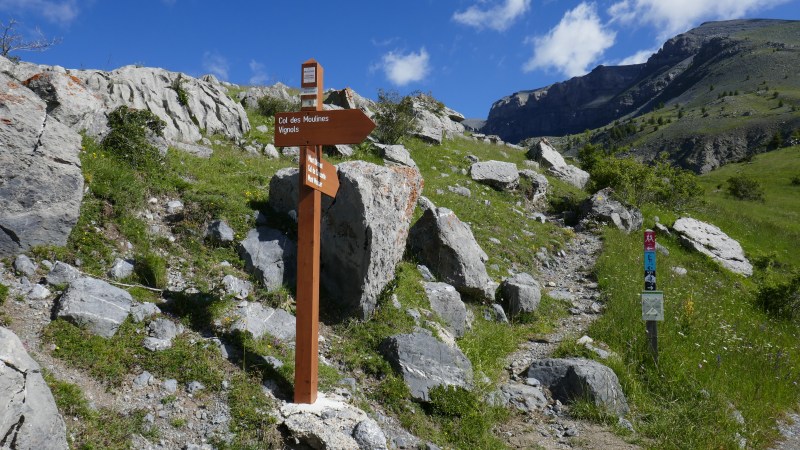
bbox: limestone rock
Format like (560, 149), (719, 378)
(377, 144), (417, 168)
(580, 187), (643, 233)
(279, 393), (385, 450)
(547, 164), (590, 189)
(46, 261), (82, 286)
(409, 95), (466, 144)
(0, 72), (83, 258)
(108, 258), (135, 280)
(228, 302), (296, 343)
(379, 331), (473, 401)
(527, 139), (567, 168)
(268, 162), (423, 318)
(56, 277), (134, 338)
(488, 382), (548, 413)
(22, 71), (104, 132)
(206, 219), (235, 243)
(422, 282), (468, 337)
(501, 272), (542, 317)
(408, 205), (495, 301)
(72, 65), (249, 142)
(470, 161), (519, 191)
(143, 318), (184, 351)
(0, 327), (69, 450)
(239, 227), (297, 290)
(221, 274), (252, 299)
(171, 141), (213, 158)
(13, 254), (37, 277)
(527, 358), (629, 416)
(672, 217), (753, 276)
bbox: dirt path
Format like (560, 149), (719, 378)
(497, 224), (641, 450)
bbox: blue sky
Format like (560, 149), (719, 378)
(2, 0), (798, 118)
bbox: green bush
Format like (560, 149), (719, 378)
(586, 152), (701, 208)
(428, 385), (478, 417)
(792, 175), (800, 186)
(372, 89), (418, 145)
(726, 174), (765, 201)
(135, 252), (168, 289)
(102, 106), (166, 172)
(755, 274), (800, 320)
(170, 75), (189, 107)
(0, 283), (8, 305)
(256, 95), (298, 117)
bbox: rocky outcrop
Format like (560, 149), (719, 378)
(0, 327), (69, 450)
(238, 82), (295, 109)
(672, 217), (753, 276)
(579, 187), (643, 233)
(408, 204), (495, 301)
(239, 227), (297, 290)
(0, 72), (84, 258)
(470, 161), (519, 191)
(527, 358), (629, 416)
(410, 94), (466, 144)
(56, 277), (135, 338)
(377, 144), (417, 168)
(268, 162), (423, 319)
(379, 331), (473, 402)
(71, 65), (249, 142)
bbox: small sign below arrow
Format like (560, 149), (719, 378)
(641, 291), (664, 321)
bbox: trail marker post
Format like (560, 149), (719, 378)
(281, 59), (375, 404)
(642, 229), (663, 363)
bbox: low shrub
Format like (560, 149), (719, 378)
(791, 175), (800, 186)
(755, 273), (800, 321)
(170, 75), (189, 107)
(726, 174), (765, 201)
(256, 95), (298, 117)
(428, 385), (479, 417)
(102, 106), (166, 172)
(372, 89), (418, 145)
(135, 252), (168, 289)
(0, 283), (8, 305)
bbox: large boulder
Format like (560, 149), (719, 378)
(377, 144), (417, 168)
(470, 161), (519, 191)
(72, 65), (250, 142)
(56, 277), (134, 338)
(0, 327), (69, 450)
(422, 282), (468, 337)
(268, 162), (423, 318)
(528, 139), (589, 189)
(672, 217), (753, 276)
(324, 87), (376, 116)
(0, 72), (84, 258)
(379, 331), (473, 401)
(238, 82), (296, 109)
(580, 187), (643, 233)
(526, 358), (629, 416)
(500, 272), (542, 317)
(239, 227), (297, 290)
(408, 205), (495, 301)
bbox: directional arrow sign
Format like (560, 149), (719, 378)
(274, 109), (376, 147)
(305, 152), (339, 198)
(641, 291), (664, 321)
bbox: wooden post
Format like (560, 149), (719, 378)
(644, 230), (658, 363)
(294, 59), (323, 404)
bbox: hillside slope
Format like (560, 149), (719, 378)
(484, 19), (800, 171)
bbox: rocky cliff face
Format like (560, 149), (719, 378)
(483, 19), (796, 144)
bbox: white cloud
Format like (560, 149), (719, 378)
(608, 0), (791, 38)
(453, 0), (531, 31)
(617, 47), (658, 65)
(202, 51), (229, 80)
(249, 59), (269, 85)
(0, 0), (79, 25)
(523, 3), (616, 77)
(379, 48), (431, 86)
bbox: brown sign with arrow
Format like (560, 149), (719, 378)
(274, 109), (375, 147)
(304, 151), (339, 198)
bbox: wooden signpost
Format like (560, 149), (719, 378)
(285, 59), (375, 404)
(642, 229), (664, 363)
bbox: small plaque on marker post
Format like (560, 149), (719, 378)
(641, 291), (664, 321)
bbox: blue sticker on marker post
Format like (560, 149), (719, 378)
(644, 250), (656, 272)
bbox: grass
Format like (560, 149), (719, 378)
(556, 146), (800, 448)
(45, 371), (157, 449)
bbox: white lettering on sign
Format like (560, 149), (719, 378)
(303, 67), (316, 84)
(307, 155), (323, 168)
(306, 173), (322, 187)
(303, 115), (329, 123)
(301, 98), (317, 108)
(301, 87), (317, 96)
(278, 126), (299, 134)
